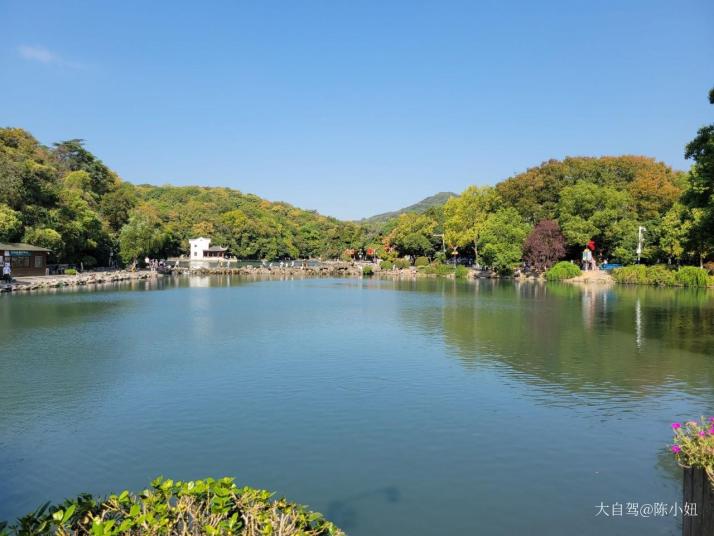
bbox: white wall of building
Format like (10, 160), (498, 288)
(188, 237), (211, 259)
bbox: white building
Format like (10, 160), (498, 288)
(188, 237), (227, 259)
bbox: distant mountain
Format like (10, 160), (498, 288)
(360, 192), (457, 224)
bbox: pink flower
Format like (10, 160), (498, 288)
(672, 423), (682, 429)
(709, 417), (714, 423)
(709, 427), (714, 435)
(699, 431), (707, 437)
(672, 445), (682, 453)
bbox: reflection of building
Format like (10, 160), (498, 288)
(0, 242), (51, 276)
(188, 237), (227, 259)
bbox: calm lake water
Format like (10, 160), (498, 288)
(1, 277), (713, 535)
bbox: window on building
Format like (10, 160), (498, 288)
(11, 256), (29, 268)
(34, 255), (45, 268)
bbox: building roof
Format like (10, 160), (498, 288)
(0, 242), (52, 252)
(206, 246), (228, 252)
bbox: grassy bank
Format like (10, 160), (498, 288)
(612, 265), (714, 287)
(0, 477), (343, 536)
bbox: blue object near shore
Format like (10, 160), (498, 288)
(600, 263), (622, 271)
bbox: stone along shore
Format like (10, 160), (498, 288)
(1, 270), (159, 293)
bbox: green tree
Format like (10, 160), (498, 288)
(443, 185), (501, 264)
(658, 203), (691, 263)
(478, 208), (531, 273)
(53, 139), (119, 197)
(683, 87), (714, 266)
(100, 182), (137, 232)
(119, 213), (166, 263)
(0, 203), (22, 241)
(385, 212), (439, 257)
(558, 182), (639, 261)
(22, 227), (64, 254)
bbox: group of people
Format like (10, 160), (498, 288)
(581, 240), (608, 271)
(143, 257), (166, 272)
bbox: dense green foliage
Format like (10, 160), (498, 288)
(378, 88), (714, 271)
(3, 88), (712, 270)
(0, 477), (343, 536)
(0, 128), (364, 264)
(545, 261), (582, 281)
(612, 265), (711, 287)
(675, 266), (711, 287)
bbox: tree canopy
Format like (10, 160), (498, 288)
(2, 94), (713, 272)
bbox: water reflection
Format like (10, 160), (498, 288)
(394, 279), (714, 400)
(0, 276), (712, 536)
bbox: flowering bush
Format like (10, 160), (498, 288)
(671, 418), (714, 481)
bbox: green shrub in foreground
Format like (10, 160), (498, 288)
(64, 268), (78, 276)
(414, 256), (430, 267)
(379, 260), (394, 270)
(362, 265), (374, 276)
(675, 266), (710, 287)
(545, 261), (581, 281)
(0, 477), (344, 536)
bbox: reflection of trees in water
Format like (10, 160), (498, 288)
(398, 280), (714, 397)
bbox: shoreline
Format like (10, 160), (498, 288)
(5, 264), (699, 295)
(1, 263), (510, 294)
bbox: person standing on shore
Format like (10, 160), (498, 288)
(581, 248), (590, 271)
(3, 261), (11, 282)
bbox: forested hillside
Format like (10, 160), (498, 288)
(360, 192), (456, 225)
(2, 86), (712, 271)
(0, 128), (364, 265)
(370, 88), (714, 272)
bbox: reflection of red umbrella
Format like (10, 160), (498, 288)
(587, 240), (595, 251)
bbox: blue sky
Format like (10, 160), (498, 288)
(1, 1), (713, 220)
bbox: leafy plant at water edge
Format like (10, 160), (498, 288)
(675, 266), (710, 287)
(422, 262), (455, 276)
(612, 265), (711, 286)
(0, 477), (344, 536)
(64, 268), (77, 276)
(645, 264), (677, 286)
(671, 419), (714, 483)
(544, 261), (581, 281)
(362, 265), (373, 276)
(611, 265), (648, 284)
(454, 265), (469, 279)
(414, 256), (430, 267)
(379, 260), (394, 270)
